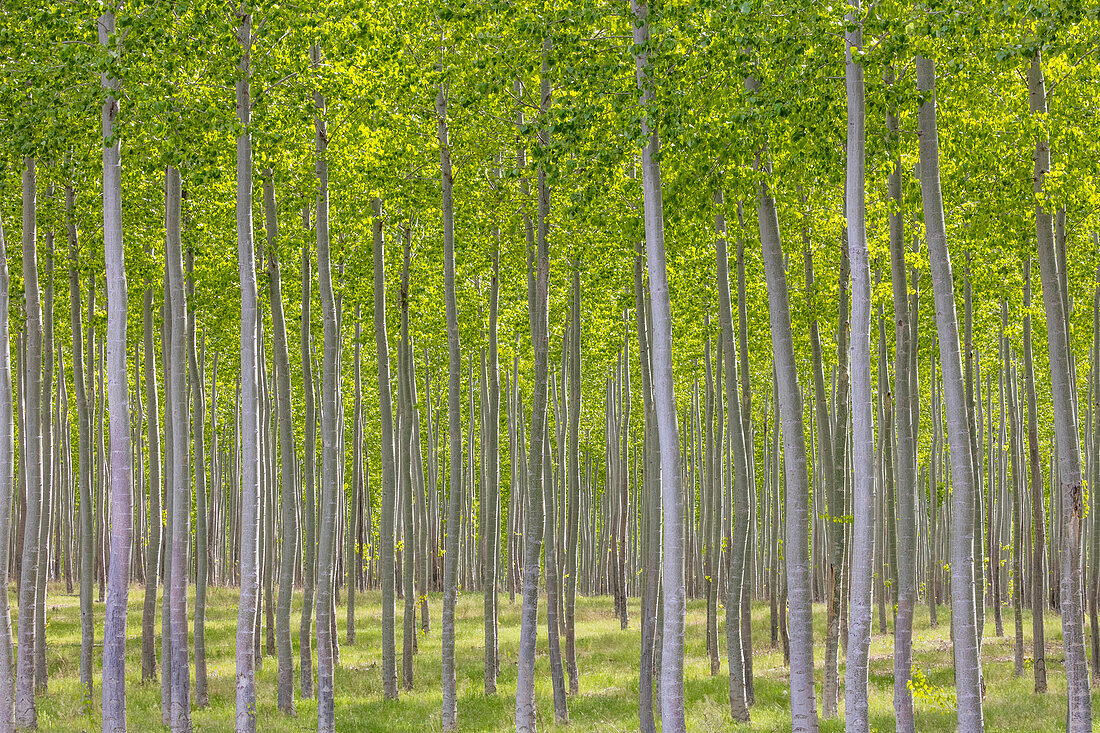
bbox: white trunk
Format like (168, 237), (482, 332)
(234, 11), (260, 731)
(843, 6), (874, 730)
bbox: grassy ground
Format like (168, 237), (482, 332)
(20, 582), (1096, 731)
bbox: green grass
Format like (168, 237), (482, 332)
(19, 583), (1096, 731)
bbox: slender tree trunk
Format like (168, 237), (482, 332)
(438, 77), (462, 733)
(0, 207), (16, 731)
(101, 12), (133, 725)
(915, 56), (984, 733)
(1029, 52), (1092, 731)
(15, 156), (41, 731)
(1091, 253), (1100, 684)
(262, 172), (297, 714)
(715, 190), (750, 722)
(564, 264), (580, 695)
(234, 12), (260, 731)
(1023, 257), (1047, 693)
(887, 66), (917, 732)
(485, 244), (502, 694)
(752, 77), (820, 731)
(1006, 307), (1027, 677)
(631, 4), (685, 728)
(802, 203), (840, 719)
(844, 10), (875, 729)
(65, 182), (96, 709)
(300, 203), (316, 700)
(313, 42), (339, 733)
(400, 229), (417, 691)
(187, 251), (209, 709)
(373, 197), (399, 700)
(35, 206), (52, 697)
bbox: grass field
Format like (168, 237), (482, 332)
(19, 583), (1096, 731)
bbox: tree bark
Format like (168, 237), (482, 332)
(438, 77), (462, 732)
(262, 171), (297, 714)
(1028, 52), (1092, 731)
(631, 4), (685, 728)
(101, 11), (133, 726)
(915, 56), (984, 732)
(234, 11), (261, 731)
(714, 189), (750, 722)
(300, 203), (316, 700)
(165, 164), (192, 732)
(844, 8), (875, 729)
(15, 156), (41, 731)
(887, 66), (917, 732)
(313, 42), (339, 733)
(373, 197), (399, 701)
(0, 206), (16, 731)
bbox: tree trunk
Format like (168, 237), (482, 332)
(65, 181), (96, 708)
(15, 156), (41, 731)
(485, 243), (502, 694)
(915, 56), (984, 732)
(438, 77), (462, 733)
(300, 202), (316, 700)
(1028, 52), (1092, 731)
(887, 66), (917, 732)
(631, 4), (685, 728)
(373, 197), (399, 700)
(165, 164), (192, 732)
(844, 9), (875, 729)
(187, 250), (209, 708)
(313, 41), (339, 733)
(262, 171), (297, 714)
(0, 202), (16, 730)
(715, 189), (750, 722)
(100, 12), (133, 725)
(400, 228), (416, 691)
(752, 79), (820, 731)
(564, 264), (580, 695)
(234, 12), (261, 731)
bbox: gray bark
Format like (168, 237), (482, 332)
(300, 203), (316, 700)
(66, 182), (95, 708)
(1029, 52), (1092, 731)
(752, 83), (820, 731)
(262, 171), (297, 714)
(0, 209), (15, 730)
(314, 42), (338, 733)
(166, 164), (192, 732)
(400, 233), (416, 691)
(187, 250), (209, 709)
(516, 41), (554, 731)
(915, 56), (984, 732)
(373, 199), (399, 700)
(15, 157), (41, 731)
(844, 10), (874, 729)
(101, 11), (133, 726)
(234, 12), (260, 731)
(631, 3), (685, 728)
(1023, 258), (1047, 693)
(887, 67), (916, 732)
(714, 190), (750, 722)
(438, 78), (462, 732)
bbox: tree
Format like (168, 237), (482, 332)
(915, 55), (984, 732)
(438, 75), (462, 733)
(843, 3), (875, 728)
(234, 10), (261, 732)
(631, 1), (685, 728)
(0, 215), (15, 731)
(1028, 50), (1092, 732)
(15, 156), (42, 732)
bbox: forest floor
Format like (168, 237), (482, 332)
(19, 582), (1094, 731)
